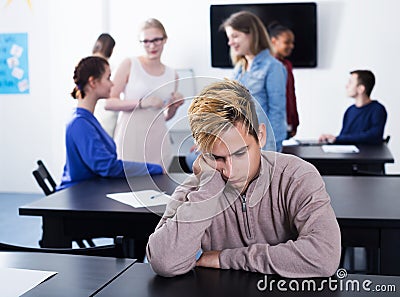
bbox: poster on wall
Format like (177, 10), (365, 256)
(0, 33), (30, 94)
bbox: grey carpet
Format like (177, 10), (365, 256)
(0, 192), (112, 248)
(0, 192), (43, 247)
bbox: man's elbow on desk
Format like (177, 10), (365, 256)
(147, 256), (195, 278)
(146, 243), (196, 277)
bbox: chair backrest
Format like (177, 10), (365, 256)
(32, 160), (57, 196)
(0, 236), (127, 258)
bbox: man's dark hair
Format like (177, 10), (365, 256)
(350, 70), (375, 97)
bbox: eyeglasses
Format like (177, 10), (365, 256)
(140, 37), (165, 46)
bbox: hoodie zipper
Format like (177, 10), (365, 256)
(241, 194), (253, 239)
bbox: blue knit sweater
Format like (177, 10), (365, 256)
(335, 100), (387, 144)
(58, 108), (163, 190)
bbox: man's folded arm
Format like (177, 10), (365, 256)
(147, 172), (225, 277)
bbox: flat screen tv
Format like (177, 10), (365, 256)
(210, 2), (317, 68)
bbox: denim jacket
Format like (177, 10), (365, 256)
(233, 49), (287, 151)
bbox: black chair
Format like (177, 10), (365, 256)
(168, 156), (192, 173)
(0, 236), (128, 258)
(32, 160), (95, 248)
(32, 160), (57, 196)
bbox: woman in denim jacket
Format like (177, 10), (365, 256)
(221, 11), (287, 152)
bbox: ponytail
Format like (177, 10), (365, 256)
(71, 86), (84, 99)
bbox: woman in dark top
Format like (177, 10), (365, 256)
(268, 22), (300, 139)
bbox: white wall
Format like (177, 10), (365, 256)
(1, 0), (399, 193)
(0, 0), (52, 193)
(0, 0), (104, 192)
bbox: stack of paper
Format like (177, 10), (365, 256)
(0, 267), (57, 296)
(322, 145), (359, 153)
(282, 138), (299, 146)
(107, 190), (171, 208)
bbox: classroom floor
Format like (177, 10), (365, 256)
(0, 192), (42, 246)
(0, 192), (112, 247)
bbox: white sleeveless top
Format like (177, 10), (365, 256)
(113, 57), (176, 170)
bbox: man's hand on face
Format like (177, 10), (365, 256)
(192, 154), (217, 177)
(192, 153), (228, 192)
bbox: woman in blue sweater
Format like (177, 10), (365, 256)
(58, 56), (163, 190)
(319, 70), (387, 145)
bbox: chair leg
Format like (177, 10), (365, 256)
(366, 247), (380, 274)
(340, 246), (346, 268)
(340, 246), (355, 273)
(348, 247), (355, 272)
(85, 239), (96, 247)
(75, 240), (86, 248)
(133, 239), (147, 262)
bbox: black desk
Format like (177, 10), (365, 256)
(282, 144), (394, 175)
(97, 263), (400, 297)
(19, 174), (188, 248)
(0, 252), (135, 297)
(20, 174), (400, 275)
(323, 175), (400, 276)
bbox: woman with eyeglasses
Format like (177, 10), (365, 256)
(105, 18), (183, 170)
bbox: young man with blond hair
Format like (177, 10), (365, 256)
(147, 79), (341, 278)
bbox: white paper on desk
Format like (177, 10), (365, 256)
(322, 145), (360, 153)
(282, 138), (299, 146)
(0, 267), (57, 296)
(107, 190), (171, 208)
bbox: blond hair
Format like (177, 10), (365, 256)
(140, 18), (168, 38)
(188, 79), (259, 152)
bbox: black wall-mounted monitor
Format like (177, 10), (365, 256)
(210, 2), (317, 68)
